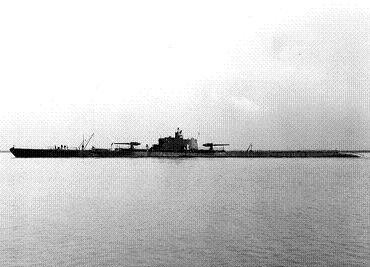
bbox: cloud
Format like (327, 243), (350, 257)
(1, 3), (369, 150)
(229, 96), (262, 113)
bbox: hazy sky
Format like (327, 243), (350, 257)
(1, 0), (369, 150)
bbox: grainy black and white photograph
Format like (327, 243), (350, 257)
(0, 0), (369, 266)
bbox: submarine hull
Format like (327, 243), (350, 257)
(9, 148), (359, 158)
(9, 148), (96, 158)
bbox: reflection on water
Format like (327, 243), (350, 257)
(0, 155), (369, 266)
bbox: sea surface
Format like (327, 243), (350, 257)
(0, 153), (369, 266)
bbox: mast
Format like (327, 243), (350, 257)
(79, 133), (94, 150)
(84, 133), (94, 149)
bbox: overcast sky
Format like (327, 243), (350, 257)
(0, 0), (369, 150)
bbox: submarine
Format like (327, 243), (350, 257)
(9, 128), (359, 158)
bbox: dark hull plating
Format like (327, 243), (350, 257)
(9, 148), (359, 158)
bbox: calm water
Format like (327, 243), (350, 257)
(0, 153), (369, 266)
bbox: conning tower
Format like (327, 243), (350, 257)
(151, 128), (198, 152)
